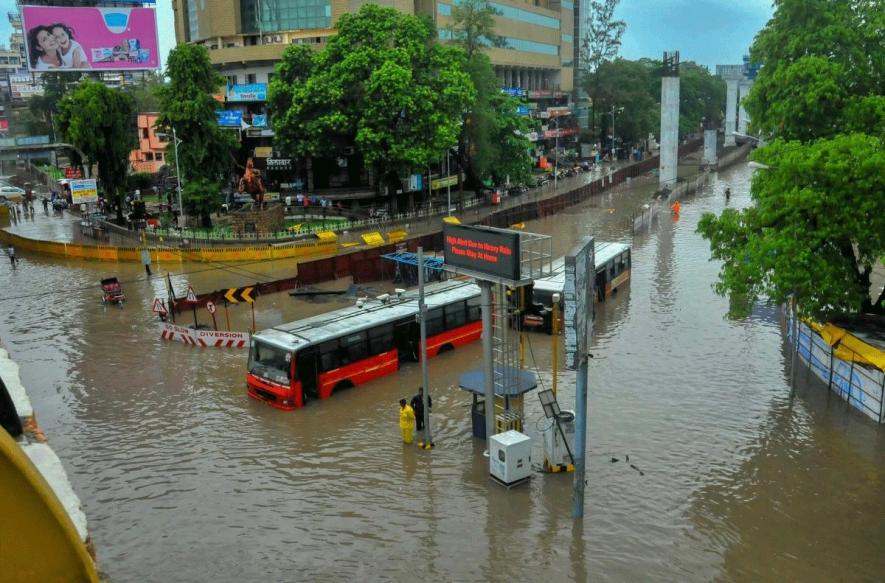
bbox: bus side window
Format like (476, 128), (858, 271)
(444, 301), (467, 329)
(368, 324), (394, 356)
(340, 331), (368, 364)
(319, 339), (340, 372)
(466, 296), (482, 322)
(426, 308), (444, 336)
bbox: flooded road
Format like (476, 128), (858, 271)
(1, 163), (883, 581)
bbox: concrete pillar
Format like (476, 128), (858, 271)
(724, 78), (739, 147)
(659, 72), (680, 187)
(738, 80), (752, 134)
(703, 129), (717, 164)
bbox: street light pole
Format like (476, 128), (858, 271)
(446, 149), (451, 216)
(172, 127), (184, 228)
(553, 115), (559, 192)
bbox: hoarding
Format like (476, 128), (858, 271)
(443, 224), (521, 281)
(0, 120), (8, 132)
(70, 179), (98, 204)
(216, 110), (243, 127)
(21, 6), (160, 72)
(226, 83), (267, 102)
(563, 236), (595, 370)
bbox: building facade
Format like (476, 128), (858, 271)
(173, 0), (575, 94)
(129, 113), (169, 174)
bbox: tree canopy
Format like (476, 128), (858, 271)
(580, 0), (626, 142)
(448, 0), (533, 189)
(269, 4), (475, 205)
(55, 80), (135, 222)
(157, 44), (234, 226)
(698, 0), (885, 318)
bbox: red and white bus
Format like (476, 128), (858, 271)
(247, 280), (482, 410)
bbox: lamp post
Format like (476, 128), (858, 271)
(553, 115), (559, 192)
(158, 129), (185, 228)
(609, 106), (623, 161)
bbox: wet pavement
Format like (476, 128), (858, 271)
(1, 161), (883, 582)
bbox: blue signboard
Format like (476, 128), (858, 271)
(226, 83), (267, 102)
(216, 110), (243, 127)
(251, 114), (267, 127)
(502, 87), (527, 97)
(15, 135), (50, 146)
(516, 105), (530, 115)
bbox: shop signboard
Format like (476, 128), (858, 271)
(253, 146), (272, 158)
(21, 6), (160, 72)
(431, 175), (458, 190)
(266, 158), (294, 171)
(216, 110), (243, 127)
(251, 114), (267, 127)
(226, 83), (267, 102)
(0, 119), (8, 132)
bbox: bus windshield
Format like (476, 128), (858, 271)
(248, 341), (293, 385)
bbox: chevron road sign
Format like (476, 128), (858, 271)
(224, 286), (255, 304)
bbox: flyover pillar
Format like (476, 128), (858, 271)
(658, 51), (680, 188)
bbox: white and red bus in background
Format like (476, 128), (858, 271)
(247, 280), (482, 410)
(523, 241), (631, 332)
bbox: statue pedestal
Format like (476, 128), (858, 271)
(230, 205), (285, 237)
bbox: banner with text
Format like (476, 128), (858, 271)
(160, 323), (249, 348)
(70, 179), (98, 204)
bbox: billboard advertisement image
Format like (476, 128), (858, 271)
(21, 6), (160, 72)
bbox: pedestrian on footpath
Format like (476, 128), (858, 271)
(410, 387), (432, 433)
(398, 398), (416, 445)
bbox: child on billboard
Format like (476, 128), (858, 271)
(52, 24), (90, 69)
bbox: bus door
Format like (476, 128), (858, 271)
(394, 319), (418, 361)
(296, 348), (319, 398)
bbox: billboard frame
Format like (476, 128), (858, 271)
(21, 5), (161, 73)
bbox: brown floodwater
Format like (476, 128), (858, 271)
(1, 162), (883, 582)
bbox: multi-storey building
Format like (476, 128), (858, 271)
(173, 0), (576, 98)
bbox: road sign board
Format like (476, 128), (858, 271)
(151, 298), (167, 314)
(223, 286), (255, 304)
(563, 236), (595, 370)
(206, 301), (216, 314)
(186, 286), (198, 303)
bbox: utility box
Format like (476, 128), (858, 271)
(543, 410), (576, 470)
(489, 430), (532, 487)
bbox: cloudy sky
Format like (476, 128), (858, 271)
(1, 0), (773, 72)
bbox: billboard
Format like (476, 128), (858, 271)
(443, 224), (521, 281)
(0, 120), (8, 132)
(70, 179), (98, 204)
(563, 236), (595, 370)
(226, 83), (267, 102)
(21, 6), (160, 72)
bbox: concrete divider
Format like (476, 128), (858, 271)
(0, 230), (338, 264)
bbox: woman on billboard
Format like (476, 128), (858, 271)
(27, 25), (63, 70)
(51, 24), (90, 69)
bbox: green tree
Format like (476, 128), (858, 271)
(699, 0), (885, 318)
(269, 5), (475, 209)
(678, 62), (726, 135)
(593, 58), (658, 150)
(698, 135), (885, 317)
(448, 1), (533, 190)
(25, 72), (80, 140)
(580, 0), (626, 141)
(447, 0), (506, 59)
(156, 44), (233, 227)
(55, 80), (135, 223)
(125, 72), (164, 113)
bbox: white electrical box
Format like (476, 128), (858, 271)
(489, 430), (532, 486)
(543, 410), (576, 468)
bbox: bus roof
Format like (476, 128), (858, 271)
(533, 241), (630, 293)
(255, 279), (481, 351)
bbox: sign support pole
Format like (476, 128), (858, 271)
(481, 281), (495, 447)
(192, 305), (198, 329)
(210, 312), (218, 331)
(251, 302), (256, 333)
(418, 247), (432, 446)
(572, 356), (588, 518)
(224, 301), (231, 331)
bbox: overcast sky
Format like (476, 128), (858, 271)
(1, 0), (773, 73)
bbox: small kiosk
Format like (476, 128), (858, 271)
(459, 366), (537, 439)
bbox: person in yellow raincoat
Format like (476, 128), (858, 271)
(399, 398), (416, 444)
